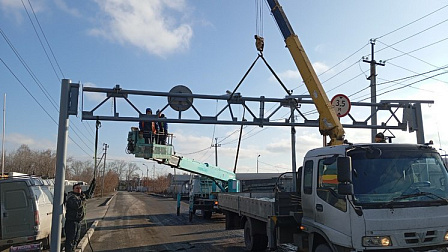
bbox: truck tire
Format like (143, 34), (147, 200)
(315, 244), (332, 252)
(203, 210), (212, 219)
(42, 235), (50, 249)
(244, 219), (268, 251)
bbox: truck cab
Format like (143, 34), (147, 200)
(303, 143), (448, 251)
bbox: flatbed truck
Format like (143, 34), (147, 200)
(219, 143), (448, 251)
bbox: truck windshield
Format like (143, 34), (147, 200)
(349, 146), (448, 208)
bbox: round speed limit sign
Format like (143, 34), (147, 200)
(331, 94), (351, 117)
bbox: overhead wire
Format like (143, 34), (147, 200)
(24, 0), (96, 149)
(330, 3), (448, 100)
(21, 0), (62, 83)
(24, 0), (96, 145)
(26, 0), (65, 79)
(0, 57), (92, 157)
(313, 4), (448, 110)
(356, 70), (448, 102)
(375, 3), (448, 40)
(375, 17), (448, 55)
(0, 27), (94, 154)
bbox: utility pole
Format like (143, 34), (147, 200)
(363, 39), (385, 142)
(101, 143), (109, 197)
(94, 120), (101, 178)
(152, 163), (155, 192)
(211, 137), (221, 166)
(51, 79), (79, 252)
(1, 93), (5, 177)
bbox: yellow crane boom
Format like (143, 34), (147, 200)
(266, 0), (345, 145)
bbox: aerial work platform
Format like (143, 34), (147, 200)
(126, 128), (236, 182)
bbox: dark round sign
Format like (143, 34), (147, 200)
(168, 85), (193, 112)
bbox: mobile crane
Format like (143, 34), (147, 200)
(218, 0), (448, 251)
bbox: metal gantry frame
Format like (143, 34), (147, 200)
(81, 84), (433, 142)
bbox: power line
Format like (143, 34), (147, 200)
(21, 0), (62, 83)
(376, 4), (448, 39)
(378, 39), (444, 70)
(293, 43), (369, 92)
(0, 30), (94, 154)
(26, 0), (65, 79)
(22, 0), (95, 148)
(1, 25), (95, 151)
(0, 57), (92, 157)
(376, 17), (448, 54)
(377, 65), (448, 86)
(356, 70), (448, 102)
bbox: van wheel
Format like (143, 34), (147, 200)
(315, 244), (332, 252)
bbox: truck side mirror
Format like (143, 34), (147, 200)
(337, 157), (354, 195)
(337, 157), (352, 183)
(338, 184), (354, 195)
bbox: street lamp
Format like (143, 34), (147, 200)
(257, 154), (261, 173)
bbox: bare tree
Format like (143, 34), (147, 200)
(125, 163), (140, 189)
(68, 160), (93, 180)
(108, 160), (127, 180)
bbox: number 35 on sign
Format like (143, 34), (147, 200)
(331, 94), (351, 117)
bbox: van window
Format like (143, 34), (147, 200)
(5, 190), (28, 210)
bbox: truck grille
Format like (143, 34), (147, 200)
(403, 230), (436, 244)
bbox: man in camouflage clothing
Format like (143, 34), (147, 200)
(64, 179), (95, 252)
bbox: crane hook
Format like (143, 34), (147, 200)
(255, 35), (264, 53)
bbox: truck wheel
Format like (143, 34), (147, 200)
(244, 219), (268, 251)
(315, 244), (332, 252)
(42, 235), (50, 249)
(203, 211), (212, 219)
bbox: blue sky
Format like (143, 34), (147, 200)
(1, 0), (448, 176)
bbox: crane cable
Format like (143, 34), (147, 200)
(233, 107), (246, 173)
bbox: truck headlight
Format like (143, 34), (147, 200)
(444, 231), (448, 241)
(362, 236), (391, 247)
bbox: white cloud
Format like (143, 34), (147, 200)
(90, 0), (193, 57)
(312, 62), (330, 75)
(0, 0), (45, 23)
(6, 133), (55, 151)
(269, 62), (331, 82)
(0, 0), (22, 9)
(54, 0), (81, 17)
(83, 82), (106, 102)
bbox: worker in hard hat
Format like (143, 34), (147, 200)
(375, 132), (386, 143)
(139, 108), (156, 144)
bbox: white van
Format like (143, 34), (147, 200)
(0, 175), (61, 250)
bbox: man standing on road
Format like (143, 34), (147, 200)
(65, 179), (96, 252)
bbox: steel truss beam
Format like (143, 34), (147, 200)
(81, 85), (433, 135)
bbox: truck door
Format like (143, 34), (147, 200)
(0, 181), (35, 240)
(314, 157), (352, 244)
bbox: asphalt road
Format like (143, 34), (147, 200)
(84, 191), (248, 252)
